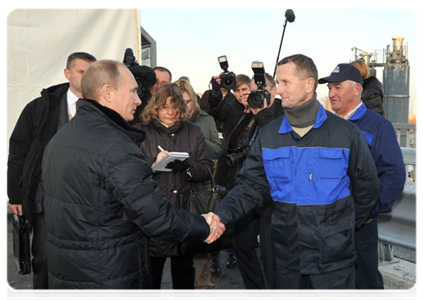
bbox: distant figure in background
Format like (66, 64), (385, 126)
(319, 63), (406, 289)
(178, 76), (203, 104)
(351, 60), (385, 116)
(175, 78), (222, 289)
(8, 52), (97, 289)
(150, 66), (172, 95)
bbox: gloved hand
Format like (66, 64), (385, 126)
(210, 77), (223, 99)
(165, 160), (189, 173)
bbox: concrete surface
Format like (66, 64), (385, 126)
(379, 259), (416, 289)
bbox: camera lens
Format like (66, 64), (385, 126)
(220, 72), (237, 91)
(225, 154), (237, 167)
(247, 92), (264, 109)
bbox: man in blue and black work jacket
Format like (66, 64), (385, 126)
(319, 63), (406, 289)
(207, 54), (380, 289)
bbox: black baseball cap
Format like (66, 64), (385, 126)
(318, 63), (363, 85)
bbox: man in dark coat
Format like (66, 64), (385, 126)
(208, 54), (379, 289)
(8, 52), (97, 288)
(319, 63), (405, 289)
(41, 60), (222, 289)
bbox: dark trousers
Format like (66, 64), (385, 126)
(32, 212), (48, 289)
(355, 219), (384, 289)
(276, 265), (356, 289)
(150, 255), (195, 289)
(259, 217), (276, 289)
(233, 210), (267, 289)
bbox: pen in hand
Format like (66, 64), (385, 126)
(157, 145), (165, 152)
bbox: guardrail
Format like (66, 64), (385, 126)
(392, 123), (416, 148)
(378, 147), (416, 262)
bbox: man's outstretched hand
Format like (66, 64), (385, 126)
(202, 212), (225, 244)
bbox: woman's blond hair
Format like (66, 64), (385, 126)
(174, 79), (200, 118)
(351, 60), (370, 80)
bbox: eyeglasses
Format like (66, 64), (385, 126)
(159, 106), (179, 113)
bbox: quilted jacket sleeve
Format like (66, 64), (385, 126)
(102, 141), (210, 243)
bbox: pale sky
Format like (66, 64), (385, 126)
(140, 7), (417, 112)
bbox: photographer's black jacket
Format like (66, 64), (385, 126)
(254, 98), (285, 127)
(205, 90), (255, 189)
(362, 76), (384, 116)
(215, 103), (379, 278)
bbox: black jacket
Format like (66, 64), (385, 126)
(362, 76), (384, 116)
(204, 90), (257, 189)
(135, 120), (214, 257)
(8, 83), (69, 223)
(253, 98), (285, 127)
(42, 99), (210, 288)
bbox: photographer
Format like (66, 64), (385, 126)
(123, 48), (157, 124)
(250, 73), (284, 125)
(205, 73), (267, 289)
(248, 72), (285, 289)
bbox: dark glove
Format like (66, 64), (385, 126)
(210, 77), (223, 99)
(165, 160), (189, 173)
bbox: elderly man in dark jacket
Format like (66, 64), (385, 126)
(319, 63), (406, 289)
(42, 60), (222, 289)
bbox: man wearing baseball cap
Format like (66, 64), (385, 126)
(319, 63), (406, 289)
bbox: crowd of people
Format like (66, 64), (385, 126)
(8, 51), (406, 290)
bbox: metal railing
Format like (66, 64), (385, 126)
(378, 147), (416, 263)
(392, 123), (416, 148)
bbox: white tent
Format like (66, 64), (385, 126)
(7, 9), (142, 141)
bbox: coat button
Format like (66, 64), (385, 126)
(171, 133), (175, 137)
(173, 190), (178, 194)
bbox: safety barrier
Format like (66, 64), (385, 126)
(378, 147), (416, 252)
(392, 123), (416, 148)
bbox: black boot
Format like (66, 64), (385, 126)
(226, 253), (238, 269)
(211, 258), (221, 277)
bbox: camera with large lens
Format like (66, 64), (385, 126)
(123, 48), (156, 100)
(225, 147), (251, 167)
(225, 118), (257, 167)
(218, 55), (237, 91)
(247, 61), (271, 109)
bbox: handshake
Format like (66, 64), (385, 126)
(202, 212), (226, 244)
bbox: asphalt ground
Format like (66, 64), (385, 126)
(4, 214), (250, 300)
(6, 213), (244, 290)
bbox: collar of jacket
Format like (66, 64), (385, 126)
(41, 82), (70, 99)
(349, 102), (368, 121)
(151, 118), (183, 134)
(278, 100), (327, 134)
(78, 99), (146, 143)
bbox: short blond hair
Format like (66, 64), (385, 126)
(81, 60), (124, 100)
